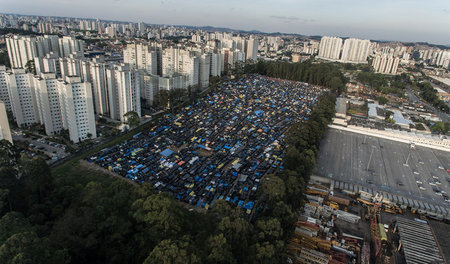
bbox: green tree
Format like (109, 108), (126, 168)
(284, 146), (302, 171)
(283, 171), (305, 209)
(260, 175), (286, 204)
(206, 233), (235, 264)
(253, 240), (284, 264)
(144, 238), (199, 264)
(217, 216), (252, 262)
(132, 194), (185, 240)
(155, 90), (170, 108)
(0, 212), (33, 245)
(123, 111), (140, 127)
(0, 232), (70, 264)
(0, 52), (10, 68)
(377, 96), (388, 105)
(21, 156), (53, 203)
(256, 218), (283, 242)
(329, 76), (344, 94)
(271, 201), (296, 235)
(430, 122), (447, 134)
(24, 60), (36, 75)
(0, 141), (23, 212)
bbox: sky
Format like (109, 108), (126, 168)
(1, 0), (450, 45)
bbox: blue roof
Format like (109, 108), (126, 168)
(160, 148), (174, 157)
(254, 110), (264, 116)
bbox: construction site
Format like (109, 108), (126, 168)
(286, 180), (449, 264)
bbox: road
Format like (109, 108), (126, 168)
(407, 86), (450, 123)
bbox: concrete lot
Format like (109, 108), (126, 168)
(316, 129), (450, 208)
(12, 133), (68, 160)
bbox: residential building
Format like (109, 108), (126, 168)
(58, 76), (96, 143)
(142, 74), (159, 105)
(33, 73), (63, 135)
(107, 64), (141, 122)
(0, 101), (12, 144)
(199, 54), (211, 89)
(6, 68), (39, 126)
(6, 35), (84, 69)
(0, 66), (11, 111)
(123, 43), (158, 74)
(341, 38), (371, 63)
(158, 74), (186, 91)
(372, 54), (400, 75)
(6, 35), (41, 68)
(246, 37), (258, 61)
(88, 61), (110, 116)
(318, 36), (342, 60)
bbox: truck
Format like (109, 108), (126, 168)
(328, 195), (351, 206)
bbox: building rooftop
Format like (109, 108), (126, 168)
(396, 217), (445, 264)
(368, 103), (384, 118)
(335, 97), (347, 115)
(392, 110), (412, 126)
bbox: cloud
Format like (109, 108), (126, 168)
(269, 15), (299, 21)
(269, 16), (316, 24)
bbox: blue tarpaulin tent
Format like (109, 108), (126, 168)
(160, 148), (174, 157)
(254, 110), (264, 117)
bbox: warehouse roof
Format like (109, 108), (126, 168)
(396, 217), (445, 264)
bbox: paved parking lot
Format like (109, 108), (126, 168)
(12, 133), (68, 160)
(316, 129), (450, 208)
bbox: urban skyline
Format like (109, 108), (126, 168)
(0, 3), (449, 264)
(1, 0), (450, 45)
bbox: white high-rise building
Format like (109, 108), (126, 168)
(318, 36), (343, 60)
(210, 53), (222, 77)
(123, 43), (158, 74)
(142, 74), (159, 105)
(372, 54), (400, 75)
(6, 68), (39, 126)
(162, 47), (180, 76)
(58, 76), (96, 143)
(0, 66), (11, 111)
(246, 38), (258, 61)
(34, 52), (60, 75)
(436, 50), (450, 69)
(0, 101), (12, 144)
(138, 22), (146, 35)
(158, 74), (186, 91)
(59, 55), (85, 79)
(6, 35), (84, 69)
(161, 47), (204, 87)
(42, 35), (60, 56)
(233, 36), (245, 51)
(88, 61), (110, 116)
(6, 35), (40, 68)
(179, 54), (199, 87)
(58, 36), (84, 58)
(191, 34), (202, 43)
(33, 73), (63, 135)
(199, 54), (211, 89)
(341, 38), (371, 63)
(107, 64), (141, 122)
